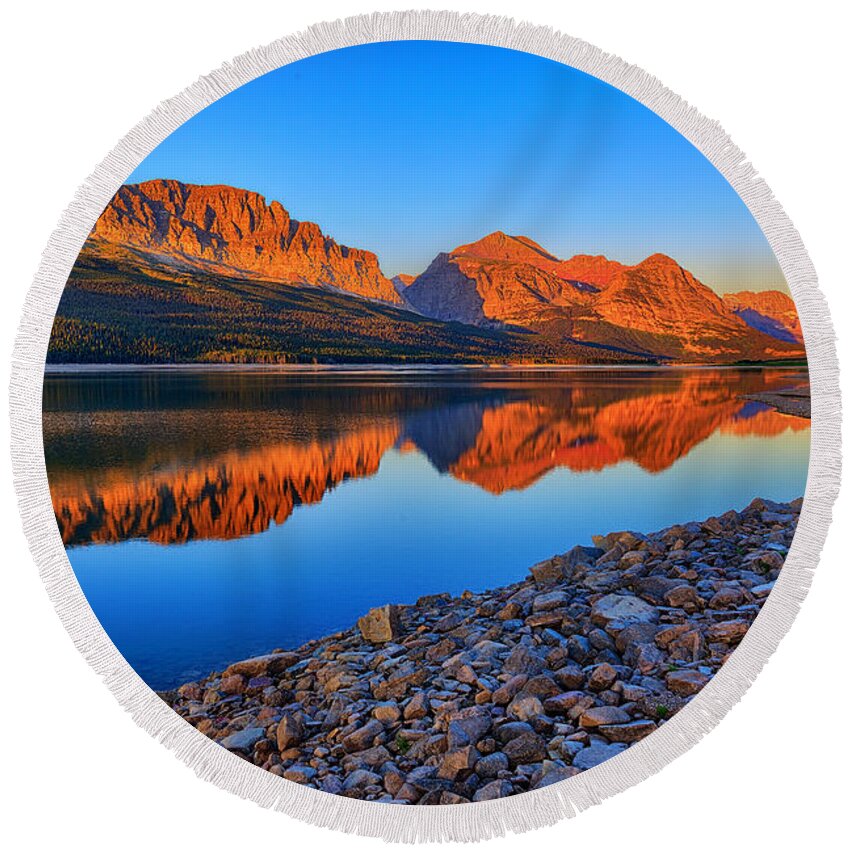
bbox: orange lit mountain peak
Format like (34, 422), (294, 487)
(89, 179), (403, 304)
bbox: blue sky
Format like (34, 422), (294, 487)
(128, 40), (785, 294)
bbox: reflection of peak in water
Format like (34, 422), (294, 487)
(50, 424), (400, 546)
(449, 382), (809, 493)
(46, 369), (809, 546)
(400, 401), (490, 472)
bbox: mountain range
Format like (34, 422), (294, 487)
(49, 179), (805, 364)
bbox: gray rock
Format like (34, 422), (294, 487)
(553, 664), (585, 690)
(343, 769), (382, 791)
(321, 775), (344, 794)
(533, 591), (569, 612)
(633, 576), (685, 604)
(341, 718), (384, 753)
(476, 751), (509, 779)
(567, 634), (593, 664)
(473, 780), (513, 801)
(220, 727), (264, 752)
(560, 739), (585, 761)
(563, 545), (605, 567)
(495, 721), (534, 743)
(503, 732), (547, 766)
(435, 611), (464, 632)
(443, 706), (492, 743)
(573, 742), (628, 770)
(283, 765), (317, 784)
(534, 762), (580, 788)
(503, 644), (544, 676)
(591, 594), (659, 628)
(626, 639), (664, 673)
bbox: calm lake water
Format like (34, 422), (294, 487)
(43, 366), (810, 690)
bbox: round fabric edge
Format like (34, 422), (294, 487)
(8, 9), (842, 843)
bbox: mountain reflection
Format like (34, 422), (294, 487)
(43, 368), (809, 546)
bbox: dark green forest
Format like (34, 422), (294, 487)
(48, 253), (655, 365)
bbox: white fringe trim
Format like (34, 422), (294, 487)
(8, 9), (841, 843)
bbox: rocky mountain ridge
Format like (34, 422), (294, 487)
(722, 289), (803, 343)
(402, 232), (802, 361)
(64, 180), (806, 364)
(88, 180), (402, 303)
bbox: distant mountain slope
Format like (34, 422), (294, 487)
(404, 231), (804, 362)
(48, 247), (646, 365)
(89, 180), (403, 304)
(404, 232), (623, 327)
(723, 290), (803, 344)
(392, 274), (417, 296)
(589, 254), (787, 361)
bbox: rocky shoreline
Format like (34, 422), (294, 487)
(161, 497), (800, 804)
(744, 386), (811, 418)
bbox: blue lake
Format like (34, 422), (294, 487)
(43, 366), (810, 690)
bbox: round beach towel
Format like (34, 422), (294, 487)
(10, 11), (840, 842)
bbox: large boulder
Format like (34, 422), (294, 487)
(533, 761), (581, 788)
(220, 727), (264, 753)
(666, 669), (710, 696)
(597, 719), (657, 743)
(579, 706), (631, 728)
(507, 692), (544, 722)
(437, 745), (479, 780)
(476, 751), (509, 779)
(357, 604), (401, 643)
(573, 742), (627, 770)
(473, 779), (513, 801)
(276, 713), (305, 751)
(223, 652), (298, 678)
(341, 718), (384, 753)
(590, 594), (658, 629)
(533, 590), (569, 612)
(502, 731), (547, 766)
(530, 557), (565, 586)
(563, 545), (605, 567)
(706, 619), (749, 644)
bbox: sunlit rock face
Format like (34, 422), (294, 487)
(89, 180), (403, 304)
(405, 232), (805, 362)
(60, 182), (805, 365)
(722, 290), (804, 344)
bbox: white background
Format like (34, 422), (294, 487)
(1, 1), (847, 846)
